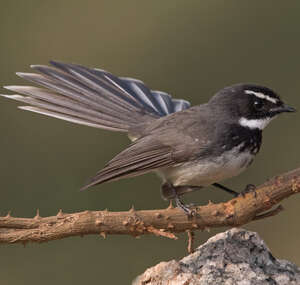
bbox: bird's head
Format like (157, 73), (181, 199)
(209, 83), (296, 130)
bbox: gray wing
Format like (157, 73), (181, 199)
(81, 137), (175, 189)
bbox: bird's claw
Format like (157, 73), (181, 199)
(175, 197), (196, 217)
(239, 184), (257, 198)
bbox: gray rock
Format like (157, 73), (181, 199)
(133, 228), (300, 285)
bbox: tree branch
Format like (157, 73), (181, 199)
(1, 167), (300, 245)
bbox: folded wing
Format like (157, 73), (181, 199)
(81, 138), (174, 189)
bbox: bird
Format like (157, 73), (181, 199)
(1, 61), (296, 215)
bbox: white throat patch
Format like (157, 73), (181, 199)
(245, 90), (278, 104)
(239, 117), (273, 130)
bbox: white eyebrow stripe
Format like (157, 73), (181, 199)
(245, 90), (278, 104)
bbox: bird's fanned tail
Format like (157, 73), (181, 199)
(2, 61), (191, 133)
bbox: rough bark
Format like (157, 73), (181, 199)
(133, 228), (300, 285)
(0, 167), (299, 245)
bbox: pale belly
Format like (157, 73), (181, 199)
(158, 149), (254, 187)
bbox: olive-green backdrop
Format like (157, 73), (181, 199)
(0, 1), (299, 284)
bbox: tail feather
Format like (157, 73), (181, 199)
(4, 86), (135, 127)
(14, 72), (138, 123)
(19, 106), (120, 131)
(2, 61), (191, 133)
(2, 93), (130, 131)
(35, 63), (146, 112)
(172, 98), (191, 112)
(29, 65), (144, 117)
(150, 91), (175, 114)
(50, 61), (146, 110)
(119, 77), (167, 116)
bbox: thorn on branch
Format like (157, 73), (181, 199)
(34, 209), (40, 219)
(5, 210), (11, 218)
(57, 209), (64, 218)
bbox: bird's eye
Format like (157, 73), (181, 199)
(254, 101), (263, 110)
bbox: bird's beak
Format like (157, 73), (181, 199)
(271, 104), (296, 114)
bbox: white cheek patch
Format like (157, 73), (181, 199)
(239, 117), (273, 130)
(245, 90), (278, 104)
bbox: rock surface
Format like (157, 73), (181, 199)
(133, 228), (300, 285)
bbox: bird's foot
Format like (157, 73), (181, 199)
(239, 184), (257, 198)
(161, 182), (196, 217)
(174, 196), (196, 217)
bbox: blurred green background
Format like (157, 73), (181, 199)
(0, 1), (299, 284)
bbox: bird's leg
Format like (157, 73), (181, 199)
(174, 196), (195, 216)
(212, 183), (257, 197)
(212, 183), (239, 197)
(161, 182), (196, 216)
